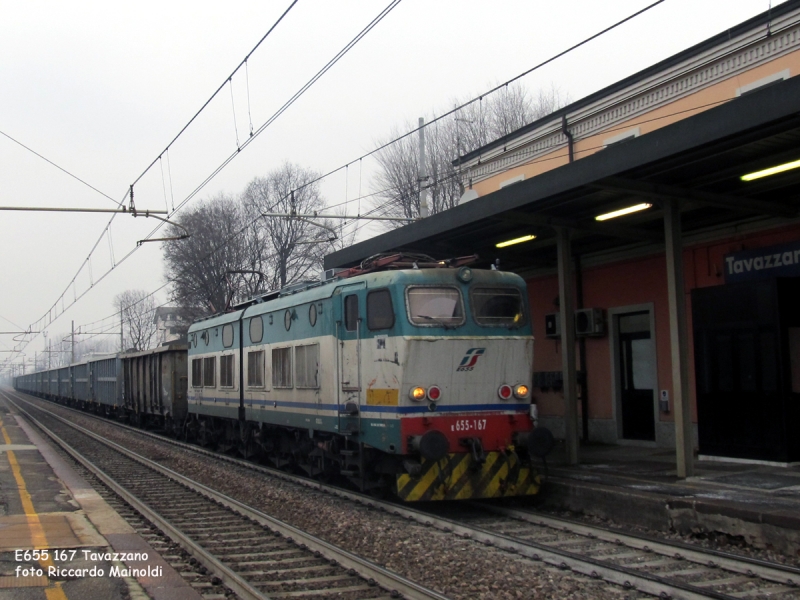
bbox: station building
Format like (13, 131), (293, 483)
(326, 1), (800, 475)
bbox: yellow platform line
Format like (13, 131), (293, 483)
(0, 416), (67, 600)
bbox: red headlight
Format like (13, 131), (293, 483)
(427, 385), (441, 401)
(498, 384), (513, 400)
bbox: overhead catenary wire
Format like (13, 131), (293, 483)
(129, 0), (300, 189)
(0, 129), (124, 208)
(161, 0), (404, 220)
(229, 79), (241, 150)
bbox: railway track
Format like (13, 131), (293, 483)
(4, 392), (448, 600)
(415, 503), (800, 600)
(9, 391), (800, 599)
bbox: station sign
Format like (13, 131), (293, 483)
(724, 239), (800, 283)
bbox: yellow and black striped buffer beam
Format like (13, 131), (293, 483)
(396, 451), (541, 501)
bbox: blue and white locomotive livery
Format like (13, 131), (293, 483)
(186, 254), (553, 500)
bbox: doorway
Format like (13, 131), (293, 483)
(692, 278), (800, 462)
(615, 310), (657, 441)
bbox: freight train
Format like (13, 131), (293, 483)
(15, 253), (553, 501)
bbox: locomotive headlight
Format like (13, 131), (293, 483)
(427, 385), (442, 401)
(409, 386), (427, 401)
(498, 384), (513, 400)
(514, 384), (530, 399)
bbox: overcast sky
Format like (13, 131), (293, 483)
(0, 0), (784, 370)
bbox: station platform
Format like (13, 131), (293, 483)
(0, 397), (201, 600)
(536, 441), (800, 554)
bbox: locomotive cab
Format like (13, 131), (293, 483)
(338, 263), (552, 500)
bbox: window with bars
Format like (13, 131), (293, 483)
(203, 356), (216, 387)
(272, 347), (292, 388)
(295, 344), (319, 389)
(191, 358), (202, 388)
(220, 354), (235, 388)
(247, 351), (264, 388)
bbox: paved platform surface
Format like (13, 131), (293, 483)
(0, 396), (202, 600)
(536, 441), (800, 554)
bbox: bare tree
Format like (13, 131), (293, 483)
(163, 164), (333, 319)
(241, 162), (334, 289)
(372, 127), (421, 222)
(371, 82), (570, 225)
(115, 290), (157, 351)
(162, 194), (251, 320)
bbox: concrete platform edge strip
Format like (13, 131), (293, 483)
(13, 412), (204, 600)
(539, 475), (800, 554)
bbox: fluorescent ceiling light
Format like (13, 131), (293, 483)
(595, 203), (652, 221)
(741, 158), (800, 181)
(496, 234), (536, 248)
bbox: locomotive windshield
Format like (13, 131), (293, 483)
(406, 286), (465, 327)
(470, 287), (527, 328)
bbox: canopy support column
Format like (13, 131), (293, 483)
(664, 199), (694, 478)
(556, 226), (579, 465)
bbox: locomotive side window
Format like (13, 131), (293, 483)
(295, 344), (319, 388)
(220, 355), (235, 388)
(191, 358), (202, 388)
(406, 286), (464, 327)
(344, 295), (359, 331)
(222, 324), (234, 348)
(272, 347), (292, 388)
(367, 289), (394, 330)
(249, 316), (263, 343)
(470, 287), (527, 327)
(203, 357), (216, 387)
(247, 351), (264, 387)
(308, 303), (317, 327)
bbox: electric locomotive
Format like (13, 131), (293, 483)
(186, 254), (553, 500)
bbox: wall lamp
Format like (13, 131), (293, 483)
(496, 234), (536, 248)
(741, 158), (800, 181)
(595, 203), (652, 221)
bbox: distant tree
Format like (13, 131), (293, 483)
(371, 82), (569, 226)
(73, 336), (116, 362)
(115, 289), (157, 351)
(49, 332), (73, 367)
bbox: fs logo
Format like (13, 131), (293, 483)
(456, 347), (486, 372)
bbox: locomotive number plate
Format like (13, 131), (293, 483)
(451, 419), (487, 432)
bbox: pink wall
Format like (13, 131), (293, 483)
(527, 223), (800, 425)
